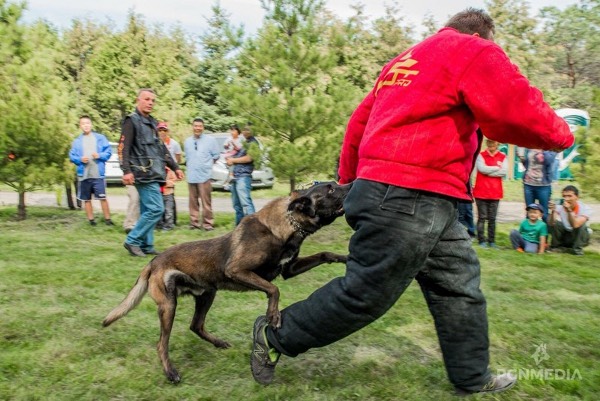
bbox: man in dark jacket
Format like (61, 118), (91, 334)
(118, 88), (184, 256)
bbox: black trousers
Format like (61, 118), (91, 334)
(475, 199), (499, 244)
(267, 180), (491, 391)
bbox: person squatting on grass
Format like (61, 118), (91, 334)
(249, 8), (574, 396)
(510, 203), (548, 254)
(547, 185), (593, 256)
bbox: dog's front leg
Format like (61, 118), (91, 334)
(225, 269), (282, 328)
(281, 252), (347, 280)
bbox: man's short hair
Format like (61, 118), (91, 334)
(193, 117), (204, 124)
(562, 185), (579, 196)
(445, 8), (495, 39)
(137, 88), (156, 97)
(79, 114), (92, 121)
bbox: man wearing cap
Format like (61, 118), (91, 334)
(157, 121), (182, 231)
(157, 121), (182, 163)
(119, 88), (184, 256)
(510, 203), (548, 254)
(183, 118), (220, 230)
(547, 185), (593, 255)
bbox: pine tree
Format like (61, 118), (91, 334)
(0, 5), (73, 219)
(222, 0), (360, 191)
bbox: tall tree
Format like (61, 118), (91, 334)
(370, 1), (414, 66)
(0, 5), (72, 219)
(66, 11), (199, 139)
(183, 3), (245, 132)
(223, 0), (360, 191)
(539, 0), (600, 110)
(486, 0), (550, 87)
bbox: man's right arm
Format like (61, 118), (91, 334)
(119, 118), (134, 175)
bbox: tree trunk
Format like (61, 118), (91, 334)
(65, 182), (76, 210)
(17, 190), (26, 220)
(289, 176), (296, 192)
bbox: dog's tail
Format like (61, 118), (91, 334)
(102, 263), (152, 327)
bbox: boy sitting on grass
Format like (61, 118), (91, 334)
(509, 203), (547, 254)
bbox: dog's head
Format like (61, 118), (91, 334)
(287, 181), (352, 233)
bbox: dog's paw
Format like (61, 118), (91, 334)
(166, 368), (181, 384)
(267, 311), (282, 329)
(324, 253), (347, 264)
(213, 339), (231, 349)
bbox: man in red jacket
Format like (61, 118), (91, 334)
(250, 8), (574, 395)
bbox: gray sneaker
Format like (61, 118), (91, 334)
(455, 373), (517, 396)
(250, 316), (280, 385)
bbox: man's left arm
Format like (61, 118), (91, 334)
(460, 45), (574, 152)
(338, 90), (375, 184)
(97, 135), (112, 162)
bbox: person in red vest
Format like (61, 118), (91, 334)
(473, 139), (508, 248)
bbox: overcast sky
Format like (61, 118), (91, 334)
(22, 0), (576, 37)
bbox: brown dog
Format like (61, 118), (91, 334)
(102, 181), (351, 383)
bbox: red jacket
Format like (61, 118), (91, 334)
(473, 150), (506, 200)
(338, 28), (574, 200)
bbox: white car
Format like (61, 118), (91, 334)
(105, 142), (123, 184)
(208, 133), (275, 190)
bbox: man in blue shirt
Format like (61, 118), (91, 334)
(69, 115), (114, 226)
(184, 118), (220, 230)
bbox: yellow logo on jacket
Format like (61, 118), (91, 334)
(376, 52), (419, 96)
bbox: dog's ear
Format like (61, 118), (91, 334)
(288, 196), (316, 217)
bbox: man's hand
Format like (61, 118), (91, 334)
(122, 173), (135, 185)
(548, 200), (556, 212)
(226, 157), (234, 166)
(92, 152), (99, 159)
(562, 200), (574, 212)
(81, 156), (89, 163)
(175, 169), (185, 180)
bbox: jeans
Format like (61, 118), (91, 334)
(231, 175), (255, 225)
(475, 199), (499, 244)
(524, 184), (551, 221)
(509, 229), (539, 253)
(457, 202), (475, 237)
(126, 182), (164, 251)
(266, 180), (490, 391)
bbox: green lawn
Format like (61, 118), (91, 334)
(1, 207), (598, 401)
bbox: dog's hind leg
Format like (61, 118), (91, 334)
(156, 293), (181, 383)
(190, 290), (231, 349)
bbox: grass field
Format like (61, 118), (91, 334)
(1, 206), (598, 401)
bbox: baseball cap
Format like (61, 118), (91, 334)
(157, 121), (169, 130)
(526, 203), (544, 212)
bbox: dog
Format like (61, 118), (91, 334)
(102, 181), (351, 383)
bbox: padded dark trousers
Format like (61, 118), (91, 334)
(267, 179), (491, 391)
